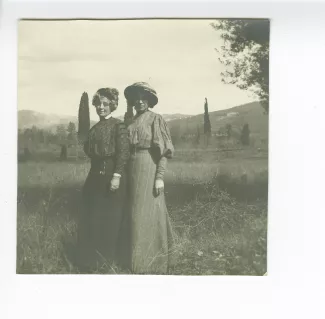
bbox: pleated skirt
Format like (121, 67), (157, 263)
(124, 149), (175, 275)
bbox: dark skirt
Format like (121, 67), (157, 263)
(76, 157), (127, 272)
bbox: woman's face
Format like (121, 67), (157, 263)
(134, 92), (149, 114)
(94, 95), (117, 119)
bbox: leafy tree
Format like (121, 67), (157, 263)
(60, 144), (68, 161)
(67, 121), (77, 143)
(211, 19), (270, 113)
(56, 124), (67, 144)
(46, 130), (57, 145)
(23, 128), (32, 140)
(67, 121), (80, 159)
(56, 125), (68, 160)
(240, 123), (250, 145)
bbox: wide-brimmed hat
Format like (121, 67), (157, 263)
(124, 82), (158, 108)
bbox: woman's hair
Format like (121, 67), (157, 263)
(92, 88), (119, 112)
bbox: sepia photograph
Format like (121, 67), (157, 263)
(17, 18), (269, 275)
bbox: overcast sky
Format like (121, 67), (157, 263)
(18, 19), (256, 121)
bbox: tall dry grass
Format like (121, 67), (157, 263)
(17, 149), (268, 275)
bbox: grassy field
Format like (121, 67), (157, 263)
(17, 148), (268, 275)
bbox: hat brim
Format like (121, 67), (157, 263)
(124, 85), (158, 108)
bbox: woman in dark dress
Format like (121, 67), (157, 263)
(77, 88), (130, 272)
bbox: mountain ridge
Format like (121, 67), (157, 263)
(18, 109), (191, 131)
(18, 101), (268, 140)
(168, 101), (268, 137)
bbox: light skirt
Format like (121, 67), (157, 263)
(125, 149), (175, 274)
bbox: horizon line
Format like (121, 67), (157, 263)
(18, 100), (261, 119)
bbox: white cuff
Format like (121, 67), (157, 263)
(113, 173), (121, 178)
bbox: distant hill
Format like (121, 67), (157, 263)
(17, 110), (85, 132)
(168, 101), (268, 140)
(18, 102), (268, 141)
(18, 110), (190, 132)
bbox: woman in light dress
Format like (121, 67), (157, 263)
(122, 82), (176, 274)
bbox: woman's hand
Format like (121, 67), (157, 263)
(155, 179), (164, 196)
(110, 175), (121, 191)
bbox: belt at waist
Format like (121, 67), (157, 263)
(90, 157), (115, 175)
(130, 147), (150, 154)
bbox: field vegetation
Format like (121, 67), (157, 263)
(17, 148), (267, 275)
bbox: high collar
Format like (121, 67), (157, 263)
(99, 114), (112, 121)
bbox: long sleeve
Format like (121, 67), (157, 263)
(152, 114), (174, 159)
(155, 156), (168, 181)
(114, 122), (130, 176)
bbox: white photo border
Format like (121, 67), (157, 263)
(1, 1), (325, 319)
